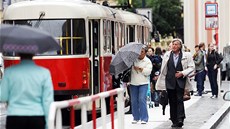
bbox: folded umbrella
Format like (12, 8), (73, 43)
(109, 42), (144, 76)
(0, 24), (61, 54)
(159, 90), (168, 115)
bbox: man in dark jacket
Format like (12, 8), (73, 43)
(156, 39), (195, 128)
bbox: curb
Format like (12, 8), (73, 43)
(200, 102), (230, 129)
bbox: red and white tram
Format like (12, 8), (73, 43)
(2, 0), (152, 113)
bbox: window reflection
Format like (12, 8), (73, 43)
(4, 19), (86, 56)
(103, 20), (111, 54)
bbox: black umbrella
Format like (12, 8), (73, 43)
(0, 24), (61, 54)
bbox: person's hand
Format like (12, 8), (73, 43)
(139, 67), (143, 72)
(153, 75), (159, 80)
(175, 71), (183, 78)
(133, 66), (139, 73)
(214, 64), (218, 70)
(150, 84), (154, 92)
(134, 66), (143, 72)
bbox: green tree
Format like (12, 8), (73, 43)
(117, 0), (183, 38)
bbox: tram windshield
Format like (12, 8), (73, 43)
(4, 19), (86, 56)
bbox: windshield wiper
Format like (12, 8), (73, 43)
(34, 11), (45, 28)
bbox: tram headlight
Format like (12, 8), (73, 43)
(82, 71), (88, 88)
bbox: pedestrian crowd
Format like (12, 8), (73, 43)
(118, 38), (226, 128)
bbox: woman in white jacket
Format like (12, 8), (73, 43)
(129, 46), (152, 124)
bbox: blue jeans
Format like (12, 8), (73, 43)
(130, 84), (148, 122)
(195, 70), (206, 95)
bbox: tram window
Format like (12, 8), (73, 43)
(137, 26), (142, 43)
(103, 20), (112, 54)
(120, 23), (125, 48)
(61, 21), (71, 55)
(115, 22), (119, 51)
(141, 26), (144, 43)
(129, 25), (135, 42)
(72, 19), (86, 54)
(4, 19), (86, 55)
(61, 19), (86, 55)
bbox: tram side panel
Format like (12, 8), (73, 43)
(3, 57), (91, 95)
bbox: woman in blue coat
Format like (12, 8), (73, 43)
(0, 53), (54, 129)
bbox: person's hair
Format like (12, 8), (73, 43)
(155, 47), (162, 55)
(148, 47), (154, 53)
(195, 45), (199, 48)
(172, 38), (183, 45)
(208, 43), (215, 47)
(172, 38), (183, 50)
(142, 45), (148, 53)
(18, 53), (34, 60)
(199, 42), (205, 48)
(207, 43), (215, 52)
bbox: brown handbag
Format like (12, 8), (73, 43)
(183, 89), (191, 101)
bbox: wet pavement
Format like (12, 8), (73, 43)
(153, 80), (230, 129)
(90, 80), (230, 129)
(216, 111), (230, 129)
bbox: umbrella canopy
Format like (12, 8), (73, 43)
(0, 24), (61, 54)
(109, 42), (144, 76)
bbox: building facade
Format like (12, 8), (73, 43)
(184, 0), (230, 53)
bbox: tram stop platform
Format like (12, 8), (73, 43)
(76, 80), (230, 129)
(123, 80), (230, 129)
(1, 81), (230, 129)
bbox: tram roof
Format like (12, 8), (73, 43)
(141, 15), (152, 30)
(3, 0), (123, 22)
(118, 10), (142, 25)
(117, 10), (152, 29)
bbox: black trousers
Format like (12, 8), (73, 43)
(6, 116), (45, 129)
(167, 84), (185, 124)
(207, 68), (218, 96)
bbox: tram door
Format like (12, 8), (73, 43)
(89, 20), (100, 95)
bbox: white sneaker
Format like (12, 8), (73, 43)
(141, 121), (147, 124)
(132, 120), (138, 124)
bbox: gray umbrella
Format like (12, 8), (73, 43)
(0, 24), (61, 54)
(110, 42), (144, 76)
